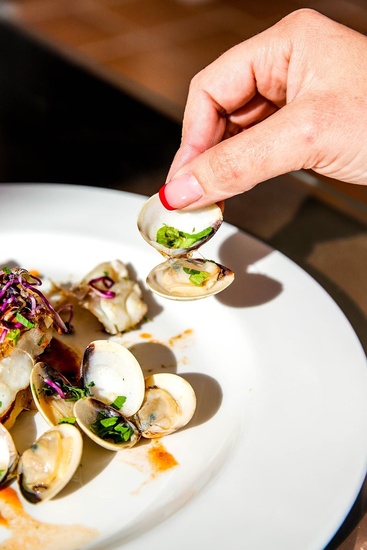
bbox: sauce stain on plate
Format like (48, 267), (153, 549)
(0, 486), (98, 550)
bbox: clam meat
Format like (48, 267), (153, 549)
(133, 372), (196, 438)
(74, 397), (141, 451)
(147, 257), (234, 301)
(137, 193), (234, 300)
(17, 423), (83, 504)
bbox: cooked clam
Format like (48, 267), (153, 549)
(133, 372), (196, 438)
(82, 340), (145, 417)
(147, 257), (234, 301)
(137, 192), (223, 258)
(30, 362), (82, 427)
(74, 397), (140, 451)
(17, 423), (83, 504)
(0, 423), (19, 487)
(137, 193), (234, 300)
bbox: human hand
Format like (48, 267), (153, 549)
(159, 8), (367, 210)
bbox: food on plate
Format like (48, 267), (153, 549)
(137, 193), (234, 300)
(0, 422), (19, 487)
(132, 372), (197, 438)
(0, 267), (69, 428)
(17, 423), (83, 504)
(71, 260), (148, 335)
(0, 261), (196, 504)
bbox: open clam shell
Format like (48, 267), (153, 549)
(146, 257), (234, 301)
(133, 372), (197, 438)
(82, 340), (145, 417)
(17, 423), (83, 504)
(0, 423), (19, 487)
(30, 362), (77, 427)
(74, 397), (141, 451)
(137, 193), (223, 258)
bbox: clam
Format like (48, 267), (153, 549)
(0, 423), (19, 487)
(133, 372), (196, 438)
(74, 397), (140, 451)
(137, 193), (234, 299)
(17, 423), (83, 504)
(137, 192), (223, 258)
(30, 362), (83, 427)
(82, 340), (145, 417)
(147, 257), (234, 301)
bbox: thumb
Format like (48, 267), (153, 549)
(159, 105), (313, 210)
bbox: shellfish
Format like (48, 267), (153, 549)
(0, 423), (19, 487)
(74, 398), (141, 451)
(17, 423), (83, 504)
(133, 372), (197, 438)
(137, 193), (234, 300)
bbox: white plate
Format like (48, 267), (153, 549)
(0, 183), (367, 550)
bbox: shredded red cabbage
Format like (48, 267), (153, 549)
(0, 267), (70, 344)
(88, 276), (116, 298)
(44, 377), (66, 399)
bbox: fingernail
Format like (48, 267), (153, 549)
(159, 174), (203, 210)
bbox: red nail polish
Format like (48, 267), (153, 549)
(158, 185), (175, 210)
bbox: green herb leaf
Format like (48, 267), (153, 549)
(90, 411), (134, 444)
(15, 312), (35, 329)
(7, 328), (20, 344)
(183, 267), (210, 286)
(59, 416), (76, 424)
(110, 395), (127, 410)
(156, 224), (213, 249)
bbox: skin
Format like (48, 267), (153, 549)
(166, 9), (367, 209)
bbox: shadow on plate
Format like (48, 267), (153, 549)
(215, 231), (283, 308)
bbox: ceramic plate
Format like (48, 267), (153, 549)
(0, 183), (366, 550)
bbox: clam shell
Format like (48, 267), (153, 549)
(74, 397), (141, 451)
(82, 340), (145, 417)
(17, 423), (83, 504)
(30, 362), (76, 427)
(146, 257), (234, 301)
(134, 372), (196, 438)
(137, 193), (223, 258)
(0, 423), (19, 487)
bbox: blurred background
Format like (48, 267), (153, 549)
(1, 3), (367, 547)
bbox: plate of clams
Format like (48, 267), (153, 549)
(0, 183), (367, 550)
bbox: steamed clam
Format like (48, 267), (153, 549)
(17, 423), (83, 504)
(133, 372), (196, 438)
(30, 362), (87, 427)
(0, 423), (19, 487)
(74, 398), (141, 451)
(81, 340), (145, 417)
(137, 193), (234, 300)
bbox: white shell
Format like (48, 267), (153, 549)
(0, 423), (19, 487)
(146, 257), (234, 301)
(137, 193), (223, 257)
(82, 340), (145, 417)
(17, 423), (83, 504)
(134, 372), (196, 438)
(74, 397), (140, 451)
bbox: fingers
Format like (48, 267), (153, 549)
(160, 100), (315, 210)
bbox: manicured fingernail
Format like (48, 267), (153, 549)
(159, 174), (203, 210)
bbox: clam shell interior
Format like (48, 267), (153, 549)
(137, 193), (223, 257)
